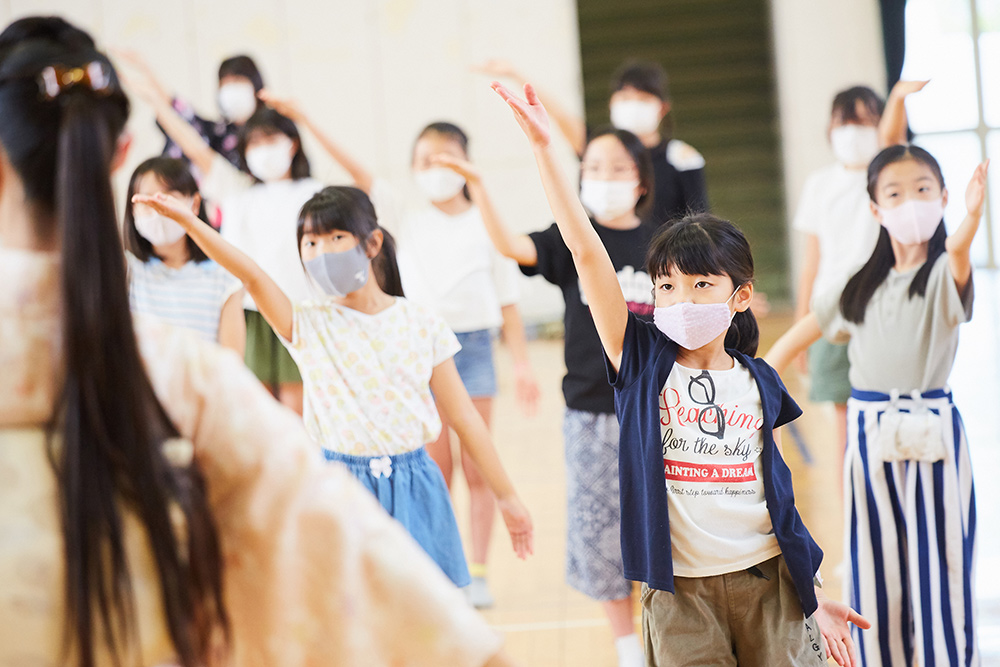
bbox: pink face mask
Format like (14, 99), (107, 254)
(878, 198), (944, 245)
(653, 288), (740, 350)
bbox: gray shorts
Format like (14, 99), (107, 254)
(641, 555), (826, 666)
(563, 408), (632, 601)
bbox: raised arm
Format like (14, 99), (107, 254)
(878, 80), (928, 148)
(492, 81), (629, 370)
(762, 313), (823, 375)
(131, 193), (294, 341)
(475, 60), (587, 156)
(429, 153), (538, 265)
(946, 159), (989, 292)
(430, 359), (534, 559)
(258, 90), (374, 193)
(115, 52), (219, 175)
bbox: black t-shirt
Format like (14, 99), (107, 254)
(522, 220), (656, 414)
(647, 138), (709, 225)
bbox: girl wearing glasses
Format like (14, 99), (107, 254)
(492, 80), (869, 667)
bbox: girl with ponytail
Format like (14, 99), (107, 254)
(492, 80), (869, 666)
(0, 16), (521, 667)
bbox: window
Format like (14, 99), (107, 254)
(901, 0), (998, 267)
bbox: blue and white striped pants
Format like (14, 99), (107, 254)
(845, 388), (978, 667)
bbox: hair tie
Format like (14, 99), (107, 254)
(37, 60), (111, 100)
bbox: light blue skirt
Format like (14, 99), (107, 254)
(323, 447), (470, 587)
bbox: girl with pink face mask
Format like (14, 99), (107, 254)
(492, 80), (869, 667)
(768, 145), (989, 666)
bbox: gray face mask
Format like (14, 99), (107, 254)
(304, 245), (370, 297)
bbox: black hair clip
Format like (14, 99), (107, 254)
(38, 60), (111, 100)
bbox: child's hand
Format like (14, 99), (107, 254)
(429, 154), (482, 186)
(965, 159), (989, 219)
(112, 49), (165, 107)
(491, 81), (552, 149)
(257, 89), (304, 123)
(513, 362), (540, 417)
(131, 192), (199, 228)
(497, 495), (534, 559)
(890, 79), (930, 99)
(813, 592), (870, 667)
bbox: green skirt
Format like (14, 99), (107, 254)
(244, 309), (301, 385)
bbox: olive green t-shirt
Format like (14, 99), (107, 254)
(813, 254), (974, 393)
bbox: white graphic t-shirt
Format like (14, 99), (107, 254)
(659, 360), (781, 577)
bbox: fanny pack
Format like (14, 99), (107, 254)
(875, 389), (947, 462)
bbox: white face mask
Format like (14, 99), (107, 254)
(134, 212), (187, 247)
(878, 198), (944, 245)
(217, 82), (258, 123)
(245, 136), (294, 182)
(610, 100), (662, 136)
(414, 167), (466, 203)
(653, 288), (740, 351)
(830, 125), (879, 168)
(579, 179), (640, 221)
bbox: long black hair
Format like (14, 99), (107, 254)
(839, 144), (947, 324)
(123, 157), (210, 263)
(238, 106), (311, 181)
(645, 213), (759, 355)
(297, 185), (404, 297)
(582, 127), (655, 220)
(0, 16), (227, 666)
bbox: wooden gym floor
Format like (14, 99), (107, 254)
(447, 270), (1000, 666)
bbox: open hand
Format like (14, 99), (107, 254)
(965, 159), (990, 219)
(514, 363), (540, 417)
(497, 495), (534, 559)
(890, 79), (930, 99)
(814, 594), (871, 667)
(429, 153), (481, 185)
(491, 81), (552, 149)
(257, 89), (304, 122)
(131, 192), (199, 228)
(111, 49), (167, 107)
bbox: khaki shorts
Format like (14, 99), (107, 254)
(641, 555), (826, 667)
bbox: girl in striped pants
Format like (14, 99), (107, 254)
(768, 144), (989, 666)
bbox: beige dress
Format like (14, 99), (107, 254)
(0, 248), (502, 666)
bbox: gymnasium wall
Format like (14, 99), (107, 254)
(0, 0), (584, 322)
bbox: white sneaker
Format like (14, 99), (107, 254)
(615, 633), (644, 667)
(466, 576), (495, 609)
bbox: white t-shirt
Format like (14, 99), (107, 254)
(793, 163), (881, 296)
(289, 297), (461, 457)
(203, 154), (323, 311)
(659, 360), (780, 577)
(392, 204), (520, 333)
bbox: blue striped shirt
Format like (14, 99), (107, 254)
(127, 253), (240, 342)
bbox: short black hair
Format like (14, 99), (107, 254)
(831, 86), (885, 124)
(218, 54), (263, 92)
(414, 121), (472, 200)
(583, 127), (655, 219)
(611, 60), (670, 101)
(238, 107), (311, 180)
(645, 214), (758, 355)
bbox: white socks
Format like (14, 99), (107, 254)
(615, 633), (644, 667)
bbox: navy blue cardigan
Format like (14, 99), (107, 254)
(607, 313), (823, 617)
